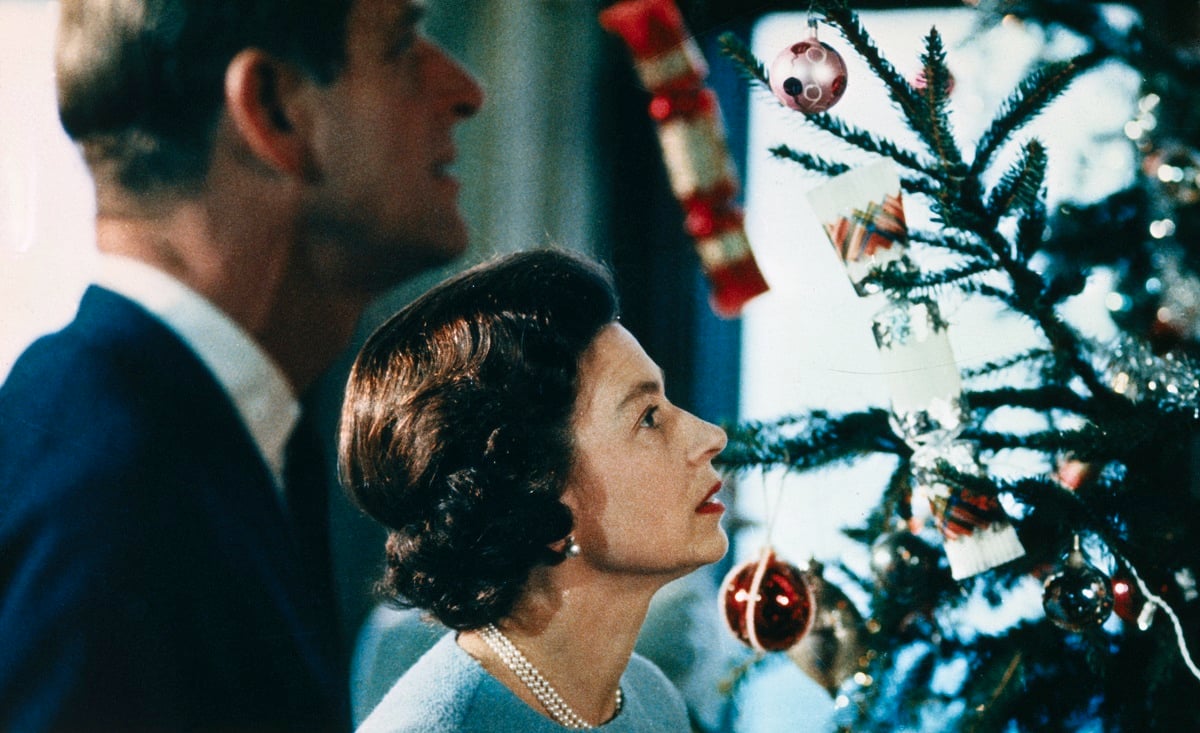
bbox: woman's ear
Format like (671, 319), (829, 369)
(223, 49), (313, 178)
(548, 534), (581, 558)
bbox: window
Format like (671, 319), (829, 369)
(729, 8), (1139, 730)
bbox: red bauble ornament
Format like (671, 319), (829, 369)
(1111, 568), (1182, 627)
(769, 21), (848, 114)
(720, 547), (815, 651)
(1112, 573), (1143, 623)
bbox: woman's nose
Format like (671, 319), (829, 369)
(691, 413), (727, 462)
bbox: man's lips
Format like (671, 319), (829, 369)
(697, 482), (725, 514)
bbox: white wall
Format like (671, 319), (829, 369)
(0, 0), (96, 380)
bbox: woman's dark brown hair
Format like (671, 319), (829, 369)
(339, 249), (620, 630)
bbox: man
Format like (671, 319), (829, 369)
(0, 0), (482, 730)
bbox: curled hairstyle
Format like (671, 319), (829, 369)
(55, 0), (352, 194)
(339, 250), (620, 630)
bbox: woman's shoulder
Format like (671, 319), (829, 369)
(624, 657), (681, 695)
(355, 632), (568, 733)
(606, 653), (692, 732)
(355, 637), (691, 733)
(355, 633), (484, 733)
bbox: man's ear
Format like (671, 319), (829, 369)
(224, 49), (314, 178)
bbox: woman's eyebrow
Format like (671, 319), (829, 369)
(616, 373), (665, 412)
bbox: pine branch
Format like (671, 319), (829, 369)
(984, 139), (1048, 226)
(800, 114), (938, 175)
(768, 145), (851, 177)
(998, 474), (1135, 557)
(908, 229), (993, 260)
(975, 282), (1020, 308)
(863, 259), (1000, 298)
(970, 221), (1116, 402)
(970, 56), (1090, 177)
(718, 409), (905, 474)
(1013, 196), (1048, 264)
(1038, 269), (1087, 308)
(967, 384), (1094, 417)
(1045, 186), (1148, 266)
(995, 0), (1200, 86)
(717, 32), (769, 88)
(917, 28), (962, 168)
(814, 0), (963, 173)
(970, 426), (1096, 455)
(962, 348), (1056, 379)
(899, 175), (945, 201)
(722, 26), (941, 183)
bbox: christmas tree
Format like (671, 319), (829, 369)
(696, 0), (1200, 730)
(972, 0), (1200, 355)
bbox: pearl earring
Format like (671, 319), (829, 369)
(564, 536), (581, 558)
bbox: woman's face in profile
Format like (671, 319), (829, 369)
(562, 323), (729, 580)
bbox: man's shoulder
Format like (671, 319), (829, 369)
(0, 287), (234, 448)
(0, 288), (260, 532)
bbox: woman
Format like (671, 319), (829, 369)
(340, 249), (728, 731)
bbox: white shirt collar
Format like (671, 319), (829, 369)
(95, 254), (300, 490)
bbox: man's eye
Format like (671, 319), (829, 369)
(640, 406), (660, 429)
(391, 6), (427, 57)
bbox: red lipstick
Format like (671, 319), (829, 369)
(696, 482), (725, 515)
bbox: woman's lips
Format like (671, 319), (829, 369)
(697, 482), (725, 514)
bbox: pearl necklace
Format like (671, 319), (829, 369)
(479, 623), (623, 730)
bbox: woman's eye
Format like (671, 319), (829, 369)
(640, 406), (660, 429)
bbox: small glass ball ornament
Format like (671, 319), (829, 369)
(769, 19), (848, 114)
(869, 529), (939, 589)
(1042, 536), (1115, 632)
(720, 547), (815, 651)
(786, 561), (867, 697)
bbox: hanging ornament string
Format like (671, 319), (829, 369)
(1124, 560), (1200, 682)
(744, 548), (774, 652)
(720, 468), (816, 653)
(760, 466), (791, 547)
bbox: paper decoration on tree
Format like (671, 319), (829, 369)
(911, 441), (1025, 580)
(806, 159), (1025, 579)
(805, 159), (911, 297)
(871, 298), (965, 443)
(599, 0), (769, 317)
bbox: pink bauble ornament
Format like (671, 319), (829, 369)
(769, 21), (848, 114)
(720, 547), (815, 651)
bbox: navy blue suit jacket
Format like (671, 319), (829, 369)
(0, 287), (349, 732)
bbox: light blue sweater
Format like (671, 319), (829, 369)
(356, 632), (692, 732)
